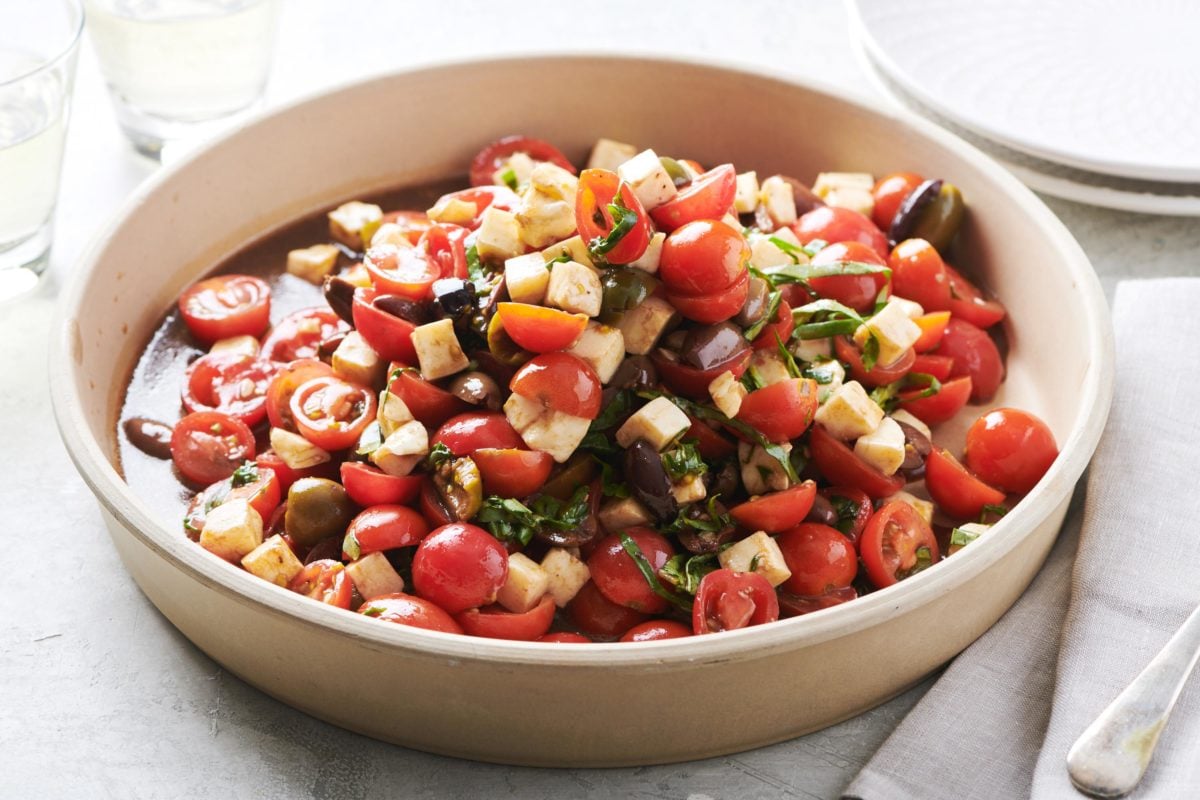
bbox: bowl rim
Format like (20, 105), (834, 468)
(50, 52), (1115, 668)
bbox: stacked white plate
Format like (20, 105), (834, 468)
(848, 0), (1200, 215)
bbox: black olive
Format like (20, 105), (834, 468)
(676, 500), (736, 554)
(123, 417), (174, 459)
(897, 421), (933, 481)
(374, 294), (431, 325)
(680, 323), (750, 372)
(317, 332), (347, 363)
(609, 355), (658, 390)
(735, 277), (770, 327)
(804, 493), (840, 527)
(449, 371), (502, 409)
(323, 276), (357, 325)
(624, 440), (678, 521)
(432, 277), (476, 319)
(470, 349), (517, 388)
(888, 178), (943, 247)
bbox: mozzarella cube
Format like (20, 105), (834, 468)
(749, 229), (804, 269)
(791, 336), (833, 363)
(540, 234), (597, 271)
(709, 370), (748, 418)
(369, 222), (417, 249)
(587, 137), (638, 172)
(805, 359), (845, 403)
(616, 396), (690, 451)
(890, 409), (932, 440)
(671, 474), (707, 506)
(813, 172), (876, 217)
(504, 252), (552, 304)
(739, 441), (793, 495)
(503, 391), (544, 434)
(719, 531), (792, 587)
(759, 175), (797, 227)
(617, 295), (677, 355)
(241, 533), (304, 587)
(504, 393), (591, 463)
(496, 553), (550, 613)
(618, 149), (677, 211)
(475, 206), (524, 263)
(735, 171), (760, 213)
(749, 348), (793, 387)
(949, 522), (992, 555)
(199, 499), (263, 563)
(814, 381), (884, 440)
(269, 428), (330, 469)
(210, 335), (260, 358)
(411, 318), (469, 380)
(332, 331), (384, 387)
(545, 259), (603, 317)
(541, 547), (591, 607)
(885, 490), (935, 527)
(346, 552), (406, 600)
(854, 416), (906, 475)
(427, 195), (478, 226)
(629, 231), (665, 274)
(854, 300), (922, 367)
(370, 420), (429, 476)
(598, 496), (653, 532)
(885, 294), (925, 320)
(516, 166), (578, 248)
(566, 322), (625, 383)
(341, 263), (372, 288)
(328, 201), (383, 250)
(377, 389), (414, 438)
(286, 243), (340, 284)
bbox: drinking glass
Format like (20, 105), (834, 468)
(85, 0), (280, 161)
(0, 0), (83, 304)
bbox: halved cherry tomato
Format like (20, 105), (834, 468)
(792, 206), (888, 259)
(352, 288), (419, 365)
(359, 593), (463, 634)
(182, 352), (278, 426)
(432, 412), (524, 456)
(776, 523), (858, 596)
(178, 274), (271, 344)
(666, 268), (750, 325)
(871, 172), (924, 230)
(344, 505), (428, 558)
(290, 376), (377, 451)
(411, 523), (509, 614)
(364, 243), (441, 300)
(567, 581), (649, 637)
(910, 353), (954, 382)
(888, 239), (951, 311)
(473, 448), (554, 498)
(809, 424), (905, 499)
(265, 359), (334, 432)
(183, 464), (281, 536)
(455, 594), (557, 641)
(260, 308), (347, 363)
(835, 336), (916, 387)
(288, 559), (352, 609)
(964, 408), (1058, 493)
(658, 219), (747, 296)
(389, 368), (471, 428)
(339, 462), (422, 507)
(537, 632), (592, 643)
(913, 311), (951, 353)
(945, 264), (1007, 329)
(652, 346), (751, 399)
(420, 223), (469, 280)
(935, 318), (1004, 402)
(575, 169), (650, 264)
(469, 135), (576, 187)
(898, 375), (972, 425)
(737, 378), (819, 443)
(818, 486), (873, 546)
(428, 185), (519, 230)
(509, 353), (602, 419)
(650, 164), (737, 232)
(685, 417), (737, 460)
(750, 299), (794, 350)
(380, 210), (433, 244)
(170, 411), (256, 486)
(778, 585), (859, 617)
(496, 303), (588, 353)
(730, 481), (817, 533)
(619, 619), (692, 642)
(860, 501), (940, 589)
(925, 447), (1007, 520)
(587, 528), (675, 614)
(693, 569), (779, 635)
(807, 241), (890, 313)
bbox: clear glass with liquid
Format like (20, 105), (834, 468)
(0, 2), (82, 304)
(86, 0), (279, 161)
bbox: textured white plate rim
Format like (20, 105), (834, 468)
(50, 51), (1114, 669)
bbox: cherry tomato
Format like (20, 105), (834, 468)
(860, 501), (940, 589)
(910, 353), (954, 382)
(888, 239), (952, 311)
(178, 274), (271, 344)
(183, 465), (281, 536)
(649, 164), (737, 232)
(736, 378), (819, 443)
(619, 619), (692, 642)
(381, 209), (433, 244)
(792, 206), (888, 259)
(964, 408), (1058, 493)
(473, 448), (555, 498)
(170, 411), (256, 485)
(750, 299), (794, 350)
(260, 308), (348, 363)
(776, 523), (858, 596)
(358, 593), (464, 634)
(290, 376), (377, 451)
(509, 353), (602, 419)
(945, 264), (1007, 329)
(469, 135), (576, 187)
(350, 288), (419, 366)
(913, 312), (952, 353)
(835, 336), (916, 387)
(818, 486), (873, 546)
(421, 223), (470, 280)
(685, 417), (737, 460)
(182, 352), (278, 426)
(288, 559), (352, 609)
(651, 346), (751, 399)
(871, 172), (924, 230)
(925, 447), (1007, 520)
(429, 185), (519, 230)
(265, 359), (334, 432)
(898, 375), (973, 425)
(693, 569), (779, 635)
(935, 318), (1004, 402)
(575, 169), (650, 264)
(496, 303), (588, 353)
(666, 268), (750, 325)
(807, 241), (890, 313)
(587, 528), (675, 614)
(658, 219), (747, 296)
(730, 481), (817, 533)
(388, 368), (471, 428)
(339, 462), (422, 507)
(411, 523), (509, 614)
(537, 631), (592, 643)
(455, 594), (556, 641)
(364, 243), (441, 300)
(808, 424), (905, 499)
(344, 505), (429, 558)
(432, 412), (525, 456)
(567, 581), (649, 637)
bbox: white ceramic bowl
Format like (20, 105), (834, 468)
(51, 55), (1113, 767)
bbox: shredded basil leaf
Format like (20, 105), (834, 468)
(762, 259), (890, 288)
(355, 422), (383, 457)
(903, 372), (942, 400)
(950, 527), (982, 548)
(662, 440), (707, 481)
(980, 504), (1008, 522)
(743, 289), (783, 341)
(776, 334), (802, 378)
(361, 605), (384, 618)
(499, 167), (518, 190)
(619, 532), (694, 612)
(659, 552), (719, 595)
(662, 494), (732, 537)
(426, 441), (454, 469)
(828, 494), (863, 538)
(587, 190), (639, 261)
(870, 382), (902, 413)
(740, 366), (766, 392)
(230, 461), (259, 489)
(465, 245), (486, 285)
(897, 544), (934, 579)
(477, 486), (591, 547)
(594, 457), (630, 498)
(342, 531), (361, 562)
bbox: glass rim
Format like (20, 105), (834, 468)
(0, 0), (85, 89)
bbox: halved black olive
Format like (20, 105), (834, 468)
(897, 420), (933, 481)
(735, 276), (770, 328)
(374, 294), (431, 325)
(609, 355), (658, 390)
(317, 332), (347, 363)
(680, 322), (750, 372)
(624, 439), (678, 521)
(804, 493), (840, 528)
(322, 276), (357, 325)
(888, 178), (942, 247)
(123, 417), (174, 459)
(432, 277), (476, 319)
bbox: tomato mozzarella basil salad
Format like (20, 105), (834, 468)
(139, 134), (1060, 642)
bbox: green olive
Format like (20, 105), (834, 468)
(540, 453), (598, 501)
(910, 183), (965, 253)
(598, 268), (657, 324)
(659, 156), (691, 188)
(285, 477), (354, 548)
(433, 456), (483, 520)
(486, 312), (531, 366)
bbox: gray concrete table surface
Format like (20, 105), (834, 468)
(2, 2), (1197, 798)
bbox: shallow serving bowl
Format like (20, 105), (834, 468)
(51, 55), (1113, 767)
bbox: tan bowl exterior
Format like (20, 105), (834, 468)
(51, 55), (1113, 767)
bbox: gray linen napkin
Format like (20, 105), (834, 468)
(845, 279), (1200, 800)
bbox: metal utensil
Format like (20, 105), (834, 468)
(1067, 603), (1200, 797)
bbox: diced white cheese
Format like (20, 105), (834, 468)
(377, 389), (414, 438)
(369, 222), (417, 249)
(791, 336), (833, 363)
(475, 206), (524, 263)
(739, 441), (793, 495)
(749, 348), (793, 387)
(709, 370), (748, 418)
(493, 151), (536, 187)
(332, 331), (384, 387)
(618, 149), (677, 210)
(885, 490), (935, 527)
(504, 252), (552, 304)
(748, 229), (805, 269)
(199, 499), (263, 563)
(734, 171), (760, 213)
(598, 496), (653, 532)
(210, 335), (260, 358)
(854, 416), (906, 475)
(502, 391), (543, 433)
(328, 201), (383, 250)
(813, 172), (876, 217)
(814, 381), (884, 440)
(805, 358), (845, 404)
(949, 522), (991, 555)
(587, 138), (638, 172)
(427, 195), (478, 226)
(269, 428), (331, 470)
(286, 243), (340, 284)
(629, 231), (665, 274)
(566, 322), (625, 383)
(545, 259), (603, 317)
(719, 531), (792, 588)
(890, 409), (932, 441)
(370, 419), (429, 477)
(540, 234), (597, 271)
(340, 263), (372, 288)
(346, 551), (406, 600)
(885, 294), (925, 320)
(759, 175), (797, 228)
(496, 553), (550, 613)
(854, 300), (922, 367)
(411, 318), (469, 381)
(616, 396), (690, 451)
(671, 474), (707, 506)
(503, 393), (591, 463)
(516, 163), (579, 248)
(541, 547), (591, 607)
(241, 533), (304, 587)
(617, 295), (678, 355)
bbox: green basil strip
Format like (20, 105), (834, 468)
(743, 288), (783, 341)
(588, 191), (639, 260)
(902, 372), (942, 400)
(619, 532), (694, 612)
(762, 260), (891, 286)
(950, 527), (981, 548)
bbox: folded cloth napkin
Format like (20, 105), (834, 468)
(844, 279), (1200, 800)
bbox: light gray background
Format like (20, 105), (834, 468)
(3, 2), (1197, 798)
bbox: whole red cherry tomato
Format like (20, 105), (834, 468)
(432, 412), (524, 456)
(871, 172), (924, 230)
(658, 219), (748, 296)
(411, 523), (509, 614)
(792, 206), (888, 259)
(619, 619), (693, 642)
(964, 408), (1058, 493)
(358, 593), (463, 634)
(776, 523), (858, 596)
(807, 241), (890, 313)
(587, 528), (676, 614)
